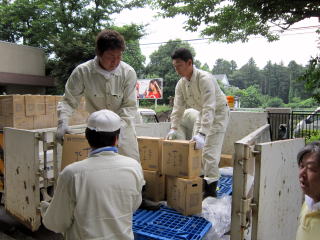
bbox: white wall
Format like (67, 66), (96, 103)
(222, 111), (269, 155)
(0, 41), (45, 76)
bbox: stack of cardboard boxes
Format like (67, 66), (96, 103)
(138, 137), (203, 215)
(138, 137), (166, 202)
(0, 95), (88, 130)
(60, 135), (204, 216)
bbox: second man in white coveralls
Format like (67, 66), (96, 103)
(56, 29), (139, 161)
(41, 110), (145, 239)
(167, 48), (230, 198)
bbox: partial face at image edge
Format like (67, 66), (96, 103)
(299, 152), (320, 202)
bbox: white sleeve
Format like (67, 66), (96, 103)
(117, 68), (138, 124)
(57, 68), (84, 121)
(170, 81), (186, 130)
(42, 169), (76, 233)
(199, 74), (216, 134)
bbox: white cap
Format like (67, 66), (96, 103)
(87, 109), (121, 132)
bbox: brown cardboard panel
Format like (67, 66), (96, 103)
(0, 132), (3, 174)
(166, 176), (202, 215)
(45, 95), (56, 115)
(138, 137), (163, 173)
(14, 115), (34, 129)
(143, 170), (165, 202)
(25, 95), (45, 116)
(61, 134), (91, 170)
(0, 95), (25, 116)
(162, 140), (201, 178)
(219, 154), (233, 168)
(0, 114), (34, 130)
(34, 113), (55, 129)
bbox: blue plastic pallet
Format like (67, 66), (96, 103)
(217, 175), (233, 197)
(133, 206), (212, 240)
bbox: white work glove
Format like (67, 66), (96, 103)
(56, 119), (71, 145)
(40, 201), (50, 217)
(166, 129), (178, 140)
(191, 133), (205, 149)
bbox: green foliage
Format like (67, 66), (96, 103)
(212, 58), (237, 76)
(152, 0), (319, 43)
(264, 97), (285, 108)
(229, 58), (261, 89)
(299, 56), (320, 104)
(0, 0), (147, 93)
(152, 104), (172, 113)
(232, 85), (262, 108)
(306, 131), (320, 144)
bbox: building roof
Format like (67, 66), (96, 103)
(0, 72), (55, 87)
(213, 74), (230, 86)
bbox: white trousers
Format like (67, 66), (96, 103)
(194, 105), (230, 182)
(118, 124), (140, 161)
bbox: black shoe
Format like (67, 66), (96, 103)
(139, 199), (161, 211)
(203, 180), (218, 199)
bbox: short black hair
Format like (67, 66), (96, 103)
(85, 128), (120, 149)
(171, 48), (193, 63)
(297, 141), (320, 165)
(95, 29), (125, 56)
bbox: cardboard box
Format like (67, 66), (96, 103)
(34, 113), (55, 129)
(45, 95), (56, 115)
(61, 134), (91, 170)
(162, 140), (202, 178)
(25, 95), (45, 116)
(219, 154), (233, 168)
(0, 95), (25, 116)
(0, 115), (34, 129)
(143, 170), (165, 202)
(138, 137), (163, 172)
(166, 176), (202, 215)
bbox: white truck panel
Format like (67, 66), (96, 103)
(223, 111), (268, 155)
(254, 139), (304, 240)
(4, 128), (41, 231)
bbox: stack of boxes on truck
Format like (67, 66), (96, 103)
(0, 95), (89, 191)
(0, 95), (88, 130)
(138, 137), (203, 215)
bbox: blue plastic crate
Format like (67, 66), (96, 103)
(217, 175), (233, 197)
(133, 206), (212, 240)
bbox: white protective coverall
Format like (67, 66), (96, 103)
(176, 108), (199, 140)
(57, 57), (139, 160)
(41, 149), (145, 240)
(171, 66), (230, 182)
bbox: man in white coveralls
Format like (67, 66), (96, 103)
(56, 29), (139, 161)
(167, 48), (229, 198)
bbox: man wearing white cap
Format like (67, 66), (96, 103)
(41, 109), (145, 240)
(56, 29), (139, 161)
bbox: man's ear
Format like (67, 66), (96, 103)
(114, 135), (119, 146)
(187, 59), (193, 66)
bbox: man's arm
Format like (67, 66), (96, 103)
(41, 169), (76, 233)
(198, 74), (216, 134)
(117, 68), (138, 124)
(170, 81), (186, 130)
(57, 68), (84, 121)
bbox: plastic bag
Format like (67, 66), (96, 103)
(201, 195), (232, 240)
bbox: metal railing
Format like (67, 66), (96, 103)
(268, 111), (320, 141)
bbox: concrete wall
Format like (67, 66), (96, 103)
(222, 111), (268, 155)
(0, 41), (45, 76)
